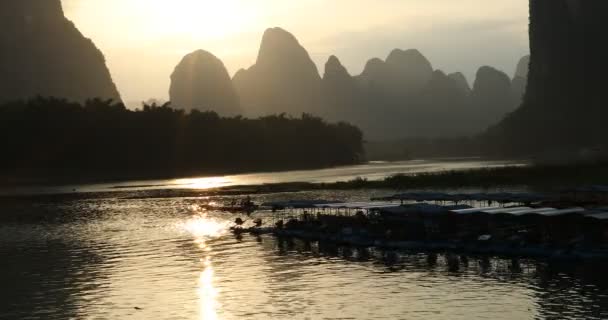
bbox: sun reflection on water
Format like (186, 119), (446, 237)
(198, 257), (219, 320)
(179, 213), (230, 320)
(181, 214), (230, 239)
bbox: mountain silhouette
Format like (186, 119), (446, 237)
(227, 27), (527, 140)
(487, 1), (608, 158)
(233, 27), (322, 116)
(0, 0), (121, 103)
(357, 49), (433, 97)
(514, 55), (530, 79)
(323, 56), (353, 85)
(321, 55), (364, 123)
(416, 70), (472, 136)
(385, 49), (434, 95)
(170, 50), (241, 115)
(470, 66), (516, 128)
(349, 49), (436, 139)
(357, 58), (390, 95)
(511, 55), (530, 103)
(448, 72), (472, 94)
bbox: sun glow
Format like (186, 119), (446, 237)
(181, 215), (230, 238)
(127, 0), (260, 40)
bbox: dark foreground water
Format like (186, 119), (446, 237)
(2, 189), (608, 320)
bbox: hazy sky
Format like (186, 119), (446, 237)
(62, 0), (529, 106)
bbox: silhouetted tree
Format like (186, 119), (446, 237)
(0, 97), (364, 183)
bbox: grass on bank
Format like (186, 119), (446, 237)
(232, 163), (608, 193)
(323, 163), (608, 190)
(208, 163), (608, 196)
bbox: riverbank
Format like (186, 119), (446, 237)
(2, 162), (607, 201)
(0, 159), (523, 198)
(335, 163), (608, 189)
(0, 98), (364, 188)
(237, 162), (608, 193)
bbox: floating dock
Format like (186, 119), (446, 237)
(236, 190), (608, 260)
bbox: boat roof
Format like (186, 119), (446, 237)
(261, 200), (341, 208)
(376, 192), (551, 203)
(262, 200), (401, 210)
(452, 206), (503, 214)
(588, 212), (608, 220)
(316, 202), (401, 210)
(562, 185), (608, 193)
(264, 198), (604, 220)
(481, 207), (531, 214)
(539, 208), (586, 216)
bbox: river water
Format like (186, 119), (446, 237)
(3, 158), (525, 195)
(2, 159), (608, 319)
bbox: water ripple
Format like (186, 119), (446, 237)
(2, 194), (608, 319)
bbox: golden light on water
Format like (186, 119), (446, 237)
(198, 257), (219, 320)
(180, 213), (229, 320)
(182, 215), (230, 238)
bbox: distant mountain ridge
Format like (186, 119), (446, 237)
(357, 49), (433, 97)
(3, 1), (599, 162)
(0, 0), (121, 103)
(222, 27), (528, 140)
(0, 0), (530, 143)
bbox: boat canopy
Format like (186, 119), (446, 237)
(315, 202), (400, 210)
(481, 207), (531, 214)
(375, 192), (551, 203)
(262, 200), (401, 211)
(538, 208), (586, 217)
(449, 206), (588, 217)
(562, 185), (608, 193)
(452, 206), (502, 214)
(376, 203), (472, 215)
(261, 200), (341, 209)
(588, 212), (608, 220)
(264, 198), (604, 221)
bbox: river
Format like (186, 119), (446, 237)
(3, 158), (526, 195)
(4, 159), (608, 319)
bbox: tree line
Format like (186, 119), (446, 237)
(0, 97), (364, 184)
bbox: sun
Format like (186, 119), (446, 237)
(129, 0), (257, 40)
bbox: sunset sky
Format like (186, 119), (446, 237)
(62, 0), (529, 106)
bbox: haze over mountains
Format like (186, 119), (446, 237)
(0, 0), (530, 142)
(2, 0), (604, 163)
(171, 27), (528, 140)
(0, 0), (121, 104)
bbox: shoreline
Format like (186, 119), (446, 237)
(0, 161), (360, 189)
(0, 156), (515, 190)
(1, 162), (607, 200)
(212, 162), (608, 195)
